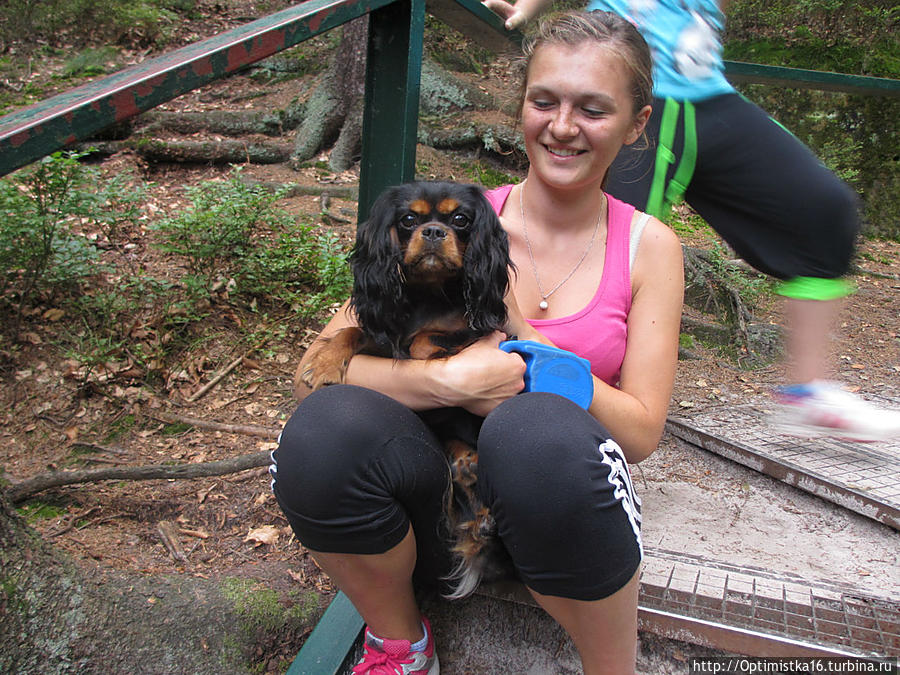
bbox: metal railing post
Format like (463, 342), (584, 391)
(357, 0), (426, 222)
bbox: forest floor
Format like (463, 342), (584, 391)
(1, 2), (898, 672)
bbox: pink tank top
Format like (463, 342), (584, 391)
(485, 185), (634, 387)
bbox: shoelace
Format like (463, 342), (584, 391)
(352, 643), (415, 674)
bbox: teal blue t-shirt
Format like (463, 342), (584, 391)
(587, 0), (734, 101)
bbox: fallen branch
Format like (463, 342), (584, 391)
(46, 506), (101, 538)
(186, 353), (247, 403)
(5, 451), (271, 503)
(157, 520), (187, 562)
(186, 329), (281, 403)
(138, 109), (293, 137)
(852, 265), (900, 281)
(244, 179), (359, 201)
(152, 412), (279, 438)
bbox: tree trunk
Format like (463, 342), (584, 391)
(0, 492), (322, 674)
(290, 18), (368, 172)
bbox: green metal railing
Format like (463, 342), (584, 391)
(0, 0), (518, 220)
(723, 60), (900, 97)
(1, 0), (897, 217)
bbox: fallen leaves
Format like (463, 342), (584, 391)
(245, 525), (280, 547)
(43, 308), (66, 321)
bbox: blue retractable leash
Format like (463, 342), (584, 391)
(499, 340), (593, 409)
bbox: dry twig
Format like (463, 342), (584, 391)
(186, 353), (248, 403)
(157, 520), (187, 562)
(152, 411), (279, 438)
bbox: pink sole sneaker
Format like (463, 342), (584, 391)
(352, 616), (439, 675)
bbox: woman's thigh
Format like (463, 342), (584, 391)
(476, 393), (643, 601)
(271, 385), (453, 585)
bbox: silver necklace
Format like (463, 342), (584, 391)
(519, 180), (604, 311)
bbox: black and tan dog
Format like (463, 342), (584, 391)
(297, 181), (514, 598)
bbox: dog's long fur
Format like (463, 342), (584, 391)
(297, 181), (515, 598)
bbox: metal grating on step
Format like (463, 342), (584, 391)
(640, 547), (900, 658)
(667, 396), (900, 530)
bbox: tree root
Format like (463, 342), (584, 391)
(139, 109), (297, 137)
(290, 18), (367, 172)
(77, 138), (293, 164)
(682, 245), (759, 356)
(5, 450), (273, 503)
(418, 121), (525, 162)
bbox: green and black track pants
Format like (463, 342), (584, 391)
(606, 93), (859, 301)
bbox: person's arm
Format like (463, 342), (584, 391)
(595, 215), (683, 462)
(296, 299), (528, 416)
(481, 0), (553, 30)
(510, 215), (683, 464)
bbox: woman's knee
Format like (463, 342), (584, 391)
(790, 170), (861, 277)
(822, 180), (861, 274)
(277, 386), (380, 476)
(477, 393), (612, 515)
(482, 423), (642, 599)
(481, 393), (604, 469)
(271, 385), (449, 556)
(273, 385), (426, 510)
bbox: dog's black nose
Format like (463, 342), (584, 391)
(422, 225), (447, 242)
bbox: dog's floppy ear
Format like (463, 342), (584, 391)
(350, 187), (407, 347)
(462, 185), (512, 333)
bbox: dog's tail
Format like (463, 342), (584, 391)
(443, 559), (481, 601)
(442, 506), (507, 600)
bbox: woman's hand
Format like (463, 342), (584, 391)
(482, 0), (549, 30)
(436, 331), (527, 417)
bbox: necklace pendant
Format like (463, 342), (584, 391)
(519, 179), (605, 319)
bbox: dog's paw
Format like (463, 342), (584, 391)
(456, 506), (496, 545)
(294, 327), (364, 393)
(446, 439), (478, 487)
(472, 506), (497, 540)
(298, 358), (348, 391)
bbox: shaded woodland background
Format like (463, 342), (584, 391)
(0, 1), (898, 672)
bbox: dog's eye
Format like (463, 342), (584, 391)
(399, 214), (417, 229)
(451, 213), (470, 228)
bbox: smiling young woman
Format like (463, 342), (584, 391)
(273, 11), (683, 674)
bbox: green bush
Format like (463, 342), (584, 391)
(153, 169), (291, 286)
(62, 47), (122, 79)
(0, 150), (146, 336)
(153, 167), (352, 317)
(0, 0), (181, 50)
(240, 229), (352, 312)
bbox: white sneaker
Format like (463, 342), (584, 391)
(772, 381), (900, 443)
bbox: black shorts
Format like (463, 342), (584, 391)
(608, 93), (860, 281)
(271, 385), (643, 601)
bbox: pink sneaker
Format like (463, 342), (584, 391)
(773, 381), (900, 442)
(352, 616), (439, 675)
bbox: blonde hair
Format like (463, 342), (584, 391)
(519, 10), (653, 118)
